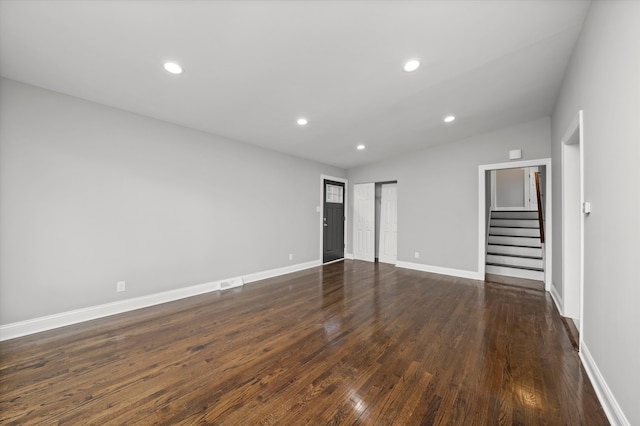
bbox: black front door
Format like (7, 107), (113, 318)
(323, 179), (345, 263)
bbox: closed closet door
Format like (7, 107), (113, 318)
(379, 183), (397, 264)
(353, 183), (375, 262)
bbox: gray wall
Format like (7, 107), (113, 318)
(347, 117), (551, 272)
(551, 1), (639, 423)
(0, 78), (345, 324)
(495, 168), (525, 208)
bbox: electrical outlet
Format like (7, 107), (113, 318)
(289, 253), (293, 261)
(414, 252), (420, 259)
(116, 281), (126, 292)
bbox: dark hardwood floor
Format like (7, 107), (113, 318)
(0, 261), (608, 425)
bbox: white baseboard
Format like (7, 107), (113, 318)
(395, 261), (483, 280)
(550, 282), (563, 315)
(243, 260), (320, 284)
(0, 259), (321, 342)
(345, 252), (354, 260)
(580, 343), (630, 426)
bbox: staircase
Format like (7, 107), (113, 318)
(486, 210), (544, 284)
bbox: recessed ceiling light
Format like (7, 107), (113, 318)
(403, 59), (420, 72)
(297, 118), (308, 126)
(357, 144), (366, 150)
(163, 62), (183, 74)
(444, 115), (456, 123)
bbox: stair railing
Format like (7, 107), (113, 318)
(534, 172), (545, 243)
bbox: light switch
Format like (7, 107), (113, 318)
(583, 202), (591, 214)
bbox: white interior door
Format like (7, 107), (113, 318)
(525, 167), (539, 210)
(353, 183), (375, 262)
(378, 183), (397, 264)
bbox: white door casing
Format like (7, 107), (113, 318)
(353, 183), (375, 262)
(378, 184), (398, 264)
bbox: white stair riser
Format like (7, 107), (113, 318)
(491, 211), (539, 220)
(487, 254), (543, 269)
(486, 265), (544, 281)
(487, 245), (542, 257)
(490, 219), (539, 228)
(488, 235), (541, 247)
(489, 227), (540, 237)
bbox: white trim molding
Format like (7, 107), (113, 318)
(0, 259), (321, 342)
(580, 343), (630, 426)
(396, 261), (483, 280)
(243, 260), (320, 284)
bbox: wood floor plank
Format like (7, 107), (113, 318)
(0, 260), (609, 425)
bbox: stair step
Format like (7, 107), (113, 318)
(487, 244), (542, 257)
(488, 235), (542, 247)
(486, 264), (544, 281)
(489, 227), (540, 237)
(486, 254), (543, 269)
(490, 219), (539, 228)
(491, 211), (539, 219)
(487, 262), (543, 272)
(485, 273), (544, 291)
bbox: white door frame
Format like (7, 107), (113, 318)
(561, 110), (584, 349)
(319, 175), (348, 263)
(478, 158), (552, 291)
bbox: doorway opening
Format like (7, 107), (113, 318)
(485, 166), (546, 289)
(478, 159), (552, 291)
(561, 111), (584, 349)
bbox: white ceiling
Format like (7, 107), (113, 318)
(0, 0), (590, 169)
